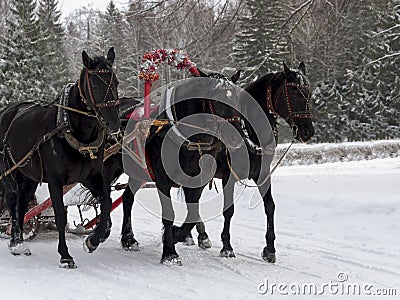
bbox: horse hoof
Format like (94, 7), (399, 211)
(160, 254), (182, 266)
(198, 237), (212, 249)
(220, 248), (235, 258)
(122, 241), (140, 252)
(9, 242), (31, 256)
(83, 236), (98, 253)
(182, 236), (195, 246)
(261, 248), (276, 263)
(59, 258), (77, 269)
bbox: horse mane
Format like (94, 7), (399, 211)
(244, 72), (284, 92)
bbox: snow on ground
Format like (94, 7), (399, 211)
(0, 157), (399, 299)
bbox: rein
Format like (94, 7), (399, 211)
(226, 140), (294, 188)
(54, 104), (94, 117)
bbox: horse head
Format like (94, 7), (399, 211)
(80, 47), (120, 134)
(172, 68), (243, 149)
(269, 62), (314, 142)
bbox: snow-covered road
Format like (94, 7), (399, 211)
(0, 158), (399, 299)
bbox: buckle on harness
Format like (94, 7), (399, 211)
(78, 146), (99, 159)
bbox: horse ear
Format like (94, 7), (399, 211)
(82, 50), (93, 69)
(230, 70), (241, 84)
(299, 61), (306, 75)
(107, 47), (115, 65)
(196, 68), (208, 77)
(283, 61), (290, 75)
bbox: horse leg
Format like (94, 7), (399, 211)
(121, 179), (141, 251)
(220, 177), (235, 258)
(83, 173), (112, 253)
(182, 230), (195, 246)
(158, 185), (181, 265)
(196, 221), (212, 249)
(179, 188), (194, 246)
(5, 183), (24, 255)
(261, 186), (276, 263)
(47, 180), (76, 268)
(175, 187), (203, 247)
(14, 176), (38, 255)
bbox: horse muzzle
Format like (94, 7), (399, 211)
(294, 123), (315, 143)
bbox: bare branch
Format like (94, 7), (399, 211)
(367, 53), (400, 66)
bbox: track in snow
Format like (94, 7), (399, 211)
(0, 158), (399, 299)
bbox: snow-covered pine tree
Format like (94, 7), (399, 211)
(306, 1), (360, 142)
(63, 6), (99, 78)
(119, 12), (140, 97)
(124, 0), (157, 96)
(64, 19), (85, 78)
(99, 1), (134, 97)
(209, 1), (242, 74)
(346, 0), (400, 141)
(231, 0), (289, 84)
(0, 0), (11, 105)
(0, 0), (10, 38)
(36, 0), (69, 101)
(0, 0), (40, 107)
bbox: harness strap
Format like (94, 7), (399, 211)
(119, 102), (141, 119)
(265, 85), (278, 118)
(54, 103), (93, 117)
(0, 125), (66, 181)
(103, 141), (123, 162)
(64, 129), (105, 160)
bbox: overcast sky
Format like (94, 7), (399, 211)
(59, 0), (126, 19)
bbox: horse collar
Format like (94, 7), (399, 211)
(56, 83), (105, 159)
(56, 83), (74, 136)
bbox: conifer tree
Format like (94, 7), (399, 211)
(0, 0), (40, 106)
(36, 0), (68, 100)
(232, 0), (289, 83)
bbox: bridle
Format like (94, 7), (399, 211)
(208, 101), (241, 124)
(266, 78), (312, 136)
(78, 68), (120, 116)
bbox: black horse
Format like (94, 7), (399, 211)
(99, 90), (220, 251)
(173, 62), (315, 262)
(0, 48), (120, 268)
(141, 71), (243, 265)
